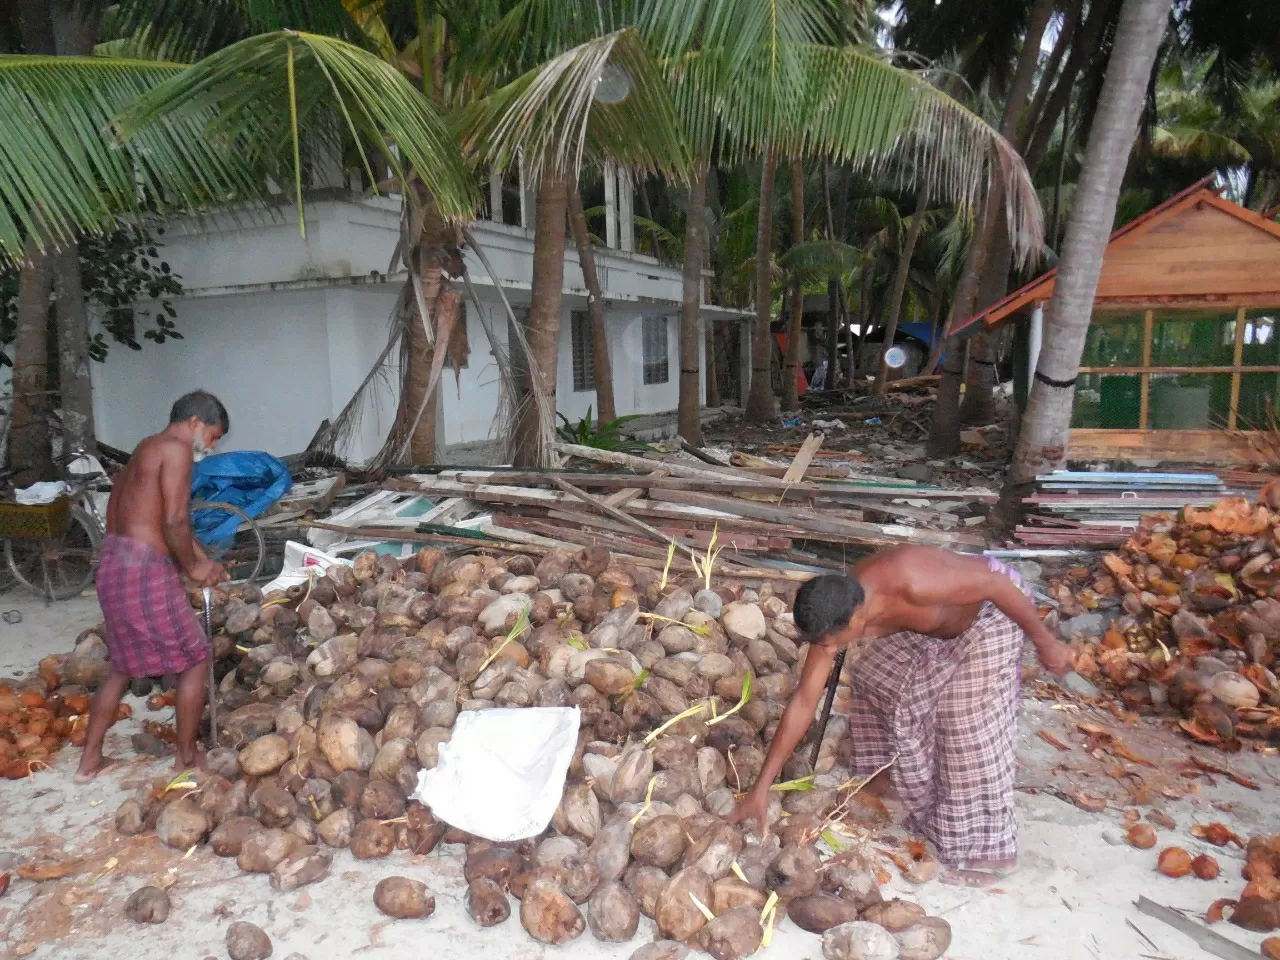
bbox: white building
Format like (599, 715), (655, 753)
(90, 171), (747, 463)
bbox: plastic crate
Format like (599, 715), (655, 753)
(0, 497), (71, 540)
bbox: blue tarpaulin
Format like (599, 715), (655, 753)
(190, 451), (292, 548)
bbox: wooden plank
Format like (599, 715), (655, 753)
(603, 469), (667, 508)
(1068, 428), (1268, 465)
(781, 433), (825, 485)
(1133, 897), (1256, 960)
(550, 475), (695, 553)
(1139, 309), (1153, 430)
(552, 442), (771, 484)
(1078, 365), (1280, 375)
(645, 488), (987, 548)
(1229, 306), (1245, 429)
(401, 470), (994, 502)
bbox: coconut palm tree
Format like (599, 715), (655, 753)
(1003, 0), (1174, 510)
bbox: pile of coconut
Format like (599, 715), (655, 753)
(53, 545), (954, 960)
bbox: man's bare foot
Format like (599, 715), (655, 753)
(172, 750), (207, 776)
(940, 858), (1018, 888)
(74, 755), (121, 784)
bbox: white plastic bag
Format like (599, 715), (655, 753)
(411, 707), (580, 842)
(260, 540), (354, 595)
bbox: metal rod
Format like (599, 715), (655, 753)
(810, 648), (848, 768)
(202, 587), (218, 750)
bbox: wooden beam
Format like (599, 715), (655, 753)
(1229, 306), (1245, 429)
(1068, 428), (1267, 465)
(549, 475), (694, 554)
(645, 488), (986, 548)
(781, 433), (825, 485)
(1139, 309), (1153, 430)
(1079, 365), (1280, 375)
(552, 442), (771, 484)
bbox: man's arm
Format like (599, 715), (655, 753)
(727, 640), (836, 831)
(158, 444), (211, 580)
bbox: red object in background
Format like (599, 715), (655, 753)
(773, 331), (809, 394)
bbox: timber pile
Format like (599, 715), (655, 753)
(1054, 484), (1280, 751)
(1014, 471), (1235, 547)
(379, 441), (996, 574)
(42, 544), (954, 958)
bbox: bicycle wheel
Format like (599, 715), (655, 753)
(5, 506), (102, 601)
(190, 500), (265, 583)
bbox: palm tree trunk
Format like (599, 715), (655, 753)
(745, 148), (779, 422)
(1002, 0), (1173, 514)
(874, 185), (930, 394)
(11, 240), (54, 481)
(781, 158), (806, 412)
(398, 254), (442, 465)
(678, 160), (709, 442)
(821, 162), (840, 383)
(705, 322), (720, 407)
(567, 182), (616, 424)
(514, 172), (569, 468)
(52, 245), (96, 454)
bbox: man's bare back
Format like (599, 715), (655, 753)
(852, 546), (1003, 640)
(108, 433), (196, 559)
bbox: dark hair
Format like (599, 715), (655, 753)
(170, 390), (229, 432)
(794, 574), (865, 642)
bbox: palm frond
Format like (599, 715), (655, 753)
(670, 43), (1043, 265)
(0, 55), (263, 261)
(1151, 125), (1251, 163)
(461, 28), (688, 183)
(778, 239), (864, 279)
(638, 0), (838, 73)
(114, 31), (478, 222)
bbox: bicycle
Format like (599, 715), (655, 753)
(2, 450), (266, 601)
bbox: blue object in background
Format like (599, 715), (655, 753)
(191, 451), (292, 547)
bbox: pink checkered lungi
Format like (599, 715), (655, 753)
(846, 598), (1026, 866)
(97, 533), (208, 678)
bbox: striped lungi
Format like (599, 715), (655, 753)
(845, 558), (1029, 866)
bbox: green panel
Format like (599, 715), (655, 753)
(1081, 311), (1143, 367)
(1072, 373), (1140, 428)
(1146, 372), (1232, 429)
(1237, 371), (1280, 429)
(1242, 310), (1280, 368)
(1150, 310), (1237, 367)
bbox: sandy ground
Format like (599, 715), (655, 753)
(1, 592), (1278, 960)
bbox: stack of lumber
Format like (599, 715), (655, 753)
(1013, 470), (1234, 547)
(334, 440), (999, 578)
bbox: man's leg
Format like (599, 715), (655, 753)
(172, 656), (209, 773)
(75, 669), (130, 783)
(929, 612), (1024, 884)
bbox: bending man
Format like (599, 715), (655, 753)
(75, 391), (229, 782)
(728, 546), (1072, 886)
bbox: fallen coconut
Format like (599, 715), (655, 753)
(124, 886), (170, 924)
(521, 878), (586, 944)
(788, 895), (862, 933)
(861, 900), (927, 934)
(893, 918), (952, 960)
(374, 877), (436, 919)
(697, 905), (764, 960)
(822, 920), (901, 960)
(466, 878), (511, 927)
(226, 921), (273, 960)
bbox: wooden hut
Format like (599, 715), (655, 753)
(954, 177), (1280, 464)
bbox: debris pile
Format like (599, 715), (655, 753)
(1060, 488), (1280, 748)
(1015, 471), (1234, 548)
(48, 542), (954, 958)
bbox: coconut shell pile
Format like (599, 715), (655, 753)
(50, 544), (955, 959)
(1052, 491), (1280, 749)
(0, 675), (128, 780)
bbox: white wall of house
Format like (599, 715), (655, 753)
(90, 197), (737, 463)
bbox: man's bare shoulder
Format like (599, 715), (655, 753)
(860, 546), (984, 579)
(133, 433), (188, 467)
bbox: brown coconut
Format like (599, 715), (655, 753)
(374, 876), (436, 919)
(787, 894), (861, 933)
(520, 878), (586, 945)
(587, 881), (641, 942)
(697, 905), (764, 960)
(656, 867), (714, 943)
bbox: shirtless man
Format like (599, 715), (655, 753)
(728, 547), (1072, 886)
(75, 391), (229, 783)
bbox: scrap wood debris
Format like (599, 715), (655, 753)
(1052, 481), (1280, 752)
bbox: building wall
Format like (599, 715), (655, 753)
(90, 198), (720, 462)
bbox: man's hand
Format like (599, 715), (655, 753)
(1036, 636), (1074, 676)
(725, 787), (770, 837)
(190, 558), (228, 587)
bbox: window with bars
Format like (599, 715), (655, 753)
(571, 311), (596, 392)
(642, 316), (670, 385)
